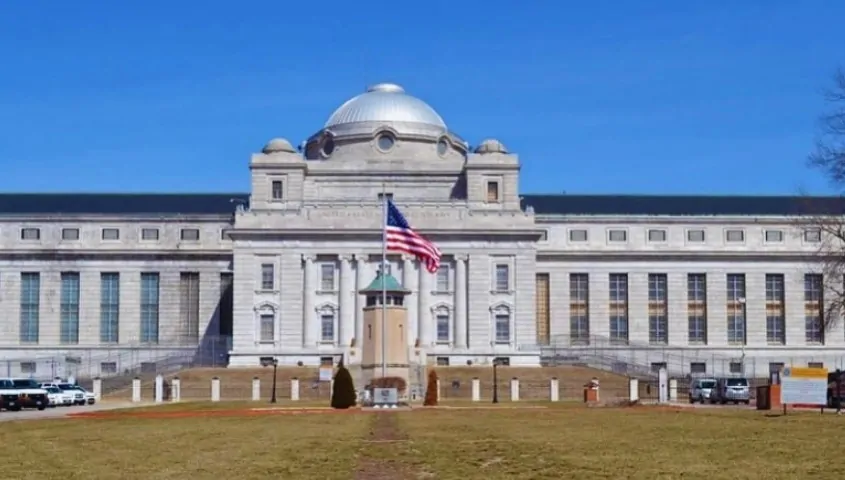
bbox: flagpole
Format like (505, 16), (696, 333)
(380, 184), (388, 380)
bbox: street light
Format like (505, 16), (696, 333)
(736, 297), (747, 375)
(492, 359), (500, 404)
(261, 357), (279, 404)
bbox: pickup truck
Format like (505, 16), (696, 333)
(0, 378), (48, 411)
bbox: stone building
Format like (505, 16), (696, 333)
(0, 82), (841, 379)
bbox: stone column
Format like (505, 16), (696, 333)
(355, 254), (367, 346)
(339, 255), (354, 347)
(302, 255), (316, 347)
(455, 254), (468, 349)
(418, 261), (431, 346)
(403, 256), (418, 346)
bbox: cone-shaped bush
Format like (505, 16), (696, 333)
(330, 362), (357, 409)
(423, 369), (438, 406)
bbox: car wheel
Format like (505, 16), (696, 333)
(743, 400), (750, 405)
(689, 396), (695, 404)
(37, 405), (46, 411)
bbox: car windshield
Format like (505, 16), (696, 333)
(726, 378), (748, 387)
(46, 387), (61, 393)
(57, 384), (74, 390)
(700, 380), (716, 388)
(12, 379), (39, 389)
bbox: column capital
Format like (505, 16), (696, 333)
(338, 254), (353, 263)
(302, 254), (315, 263)
(352, 253), (368, 263)
(401, 254), (415, 263)
(454, 254), (469, 262)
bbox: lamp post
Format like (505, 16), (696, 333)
(270, 358), (279, 404)
(492, 359), (500, 404)
(737, 297), (747, 374)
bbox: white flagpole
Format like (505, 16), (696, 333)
(381, 184), (388, 380)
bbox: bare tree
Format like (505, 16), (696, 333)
(804, 68), (845, 331)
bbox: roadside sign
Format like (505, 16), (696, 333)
(319, 367), (333, 382)
(781, 367), (828, 406)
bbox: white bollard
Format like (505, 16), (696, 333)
(629, 378), (639, 402)
(471, 378), (480, 402)
(92, 378), (102, 401)
(211, 377), (221, 402)
(550, 377), (560, 402)
(154, 374), (164, 403)
(252, 377), (261, 401)
(669, 378), (678, 402)
(131, 378), (141, 403)
(510, 378), (520, 402)
(291, 378), (300, 401)
(171, 378), (181, 402)
(436, 379), (441, 402)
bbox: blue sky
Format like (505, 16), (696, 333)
(0, 1), (842, 195)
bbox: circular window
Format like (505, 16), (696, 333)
(321, 138), (335, 157)
(376, 133), (395, 152)
(436, 138), (449, 156)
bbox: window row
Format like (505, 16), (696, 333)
(18, 227), (205, 242)
(633, 360), (826, 377)
(16, 270), (223, 345)
(564, 227), (822, 244)
(562, 272), (829, 347)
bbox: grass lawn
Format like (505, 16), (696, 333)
(2, 405), (843, 479)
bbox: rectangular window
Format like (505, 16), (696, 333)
(804, 228), (821, 243)
(764, 230), (784, 243)
(495, 313), (510, 343)
(140, 273), (160, 344)
(687, 229), (705, 242)
(436, 310), (450, 343)
(765, 274), (785, 345)
(687, 273), (707, 344)
(648, 274), (668, 345)
(805, 274), (824, 344)
(320, 263), (336, 291)
(569, 229), (588, 242)
(650, 362), (667, 373)
(377, 192), (394, 202)
(647, 229), (667, 242)
(21, 228), (40, 240)
(725, 229), (745, 242)
(436, 265), (450, 292)
(535, 273), (550, 345)
(271, 180), (284, 200)
(726, 274), (746, 345)
(769, 362), (785, 375)
(609, 273), (629, 344)
(20, 362), (36, 374)
(436, 357), (450, 366)
(729, 362), (744, 374)
(320, 314), (335, 342)
(59, 272), (80, 344)
(61, 228), (80, 240)
(180, 228), (200, 241)
(20, 272), (40, 343)
(260, 314), (274, 343)
(690, 362), (707, 374)
(219, 272), (234, 336)
(180, 272), (200, 344)
(100, 273), (120, 343)
(100, 362), (118, 375)
(141, 228), (159, 241)
(494, 264), (509, 291)
(809, 361), (824, 369)
(608, 229), (627, 242)
(570, 273), (590, 345)
(260, 263), (274, 290)
(102, 228), (120, 240)
(486, 181), (500, 202)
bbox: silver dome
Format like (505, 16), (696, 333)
(324, 83), (446, 129)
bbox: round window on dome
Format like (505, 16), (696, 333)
(321, 138), (335, 157)
(376, 133), (396, 152)
(436, 138), (449, 157)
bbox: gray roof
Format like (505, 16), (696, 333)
(0, 193), (839, 217)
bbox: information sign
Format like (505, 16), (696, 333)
(373, 388), (398, 405)
(781, 367), (828, 406)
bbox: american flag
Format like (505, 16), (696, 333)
(385, 199), (441, 273)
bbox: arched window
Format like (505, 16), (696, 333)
(254, 303), (278, 344)
(491, 303), (512, 344)
(316, 304), (337, 343)
(432, 305), (451, 344)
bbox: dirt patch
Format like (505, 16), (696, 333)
(355, 413), (414, 480)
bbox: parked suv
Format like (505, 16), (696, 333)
(688, 377), (717, 404)
(0, 378), (48, 411)
(710, 377), (751, 405)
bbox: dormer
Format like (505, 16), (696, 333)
(465, 139), (521, 210)
(249, 138), (306, 210)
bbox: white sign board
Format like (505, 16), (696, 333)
(373, 388), (398, 405)
(781, 367), (828, 405)
(319, 367), (333, 382)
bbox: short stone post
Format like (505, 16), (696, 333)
(436, 379), (441, 402)
(171, 377), (181, 402)
(510, 378), (520, 402)
(629, 378), (639, 402)
(471, 378), (480, 402)
(252, 377), (261, 401)
(154, 374), (164, 403)
(669, 378), (678, 402)
(92, 377), (102, 401)
(211, 377), (221, 402)
(131, 377), (141, 403)
(291, 377), (300, 401)
(550, 377), (560, 402)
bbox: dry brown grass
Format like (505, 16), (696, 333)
(6, 402), (841, 479)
